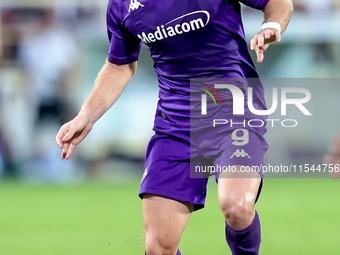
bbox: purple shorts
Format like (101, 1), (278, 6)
(139, 125), (268, 211)
(139, 77), (269, 210)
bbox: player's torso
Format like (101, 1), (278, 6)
(107, 0), (266, 131)
(111, 0), (255, 78)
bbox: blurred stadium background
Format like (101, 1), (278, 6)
(1, 0), (340, 254)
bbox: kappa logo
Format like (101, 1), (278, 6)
(230, 149), (251, 159)
(128, 0), (144, 12)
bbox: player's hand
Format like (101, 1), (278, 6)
(324, 130), (340, 178)
(250, 28), (281, 63)
(56, 116), (93, 160)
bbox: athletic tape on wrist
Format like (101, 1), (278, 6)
(261, 22), (281, 34)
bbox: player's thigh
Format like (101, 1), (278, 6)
(217, 167), (261, 203)
(143, 194), (193, 248)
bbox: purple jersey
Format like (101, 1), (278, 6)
(106, 0), (269, 134)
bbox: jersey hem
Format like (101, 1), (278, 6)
(139, 187), (205, 211)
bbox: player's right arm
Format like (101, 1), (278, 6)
(56, 60), (137, 160)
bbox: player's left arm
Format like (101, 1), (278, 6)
(250, 0), (293, 63)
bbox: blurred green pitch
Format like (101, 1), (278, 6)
(0, 178), (339, 255)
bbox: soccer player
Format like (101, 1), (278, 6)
(56, 0), (293, 254)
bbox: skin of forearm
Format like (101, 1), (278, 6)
(78, 60), (137, 125)
(263, 0), (293, 33)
